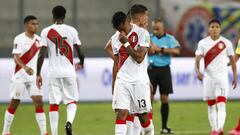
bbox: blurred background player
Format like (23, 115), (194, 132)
(111, 11), (154, 135)
(105, 4), (152, 135)
(147, 18), (180, 134)
(228, 38), (240, 135)
(1, 15), (48, 135)
(36, 5), (85, 135)
(195, 19), (237, 135)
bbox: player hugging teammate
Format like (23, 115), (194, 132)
(109, 7), (154, 135)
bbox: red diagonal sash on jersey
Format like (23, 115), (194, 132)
(15, 39), (39, 73)
(118, 32), (139, 70)
(47, 28), (73, 65)
(204, 41), (226, 69)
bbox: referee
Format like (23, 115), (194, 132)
(148, 18), (180, 134)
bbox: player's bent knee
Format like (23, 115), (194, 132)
(115, 109), (128, 120)
(9, 99), (21, 110)
(137, 112), (149, 124)
(32, 96), (44, 108)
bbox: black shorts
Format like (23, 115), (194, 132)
(147, 65), (173, 95)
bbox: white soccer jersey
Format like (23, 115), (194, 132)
(40, 24), (81, 78)
(12, 33), (40, 82)
(195, 36), (234, 78)
(111, 24), (150, 83)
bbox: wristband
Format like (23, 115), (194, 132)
(123, 42), (130, 48)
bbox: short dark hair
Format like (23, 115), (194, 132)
(208, 19), (221, 26)
(152, 18), (163, 23)
(24, 15), (37, 24)
(52, 5), (66, 20)
(112, 11), (127, 29)
(130, 4), (148, 19)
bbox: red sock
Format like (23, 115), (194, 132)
(7, 107), (16, 114)
(36, 107), (44, 113)
(148, 112), (153, 120)
(126, 115), (134, 122)
(141, 118), (151, 128)
(115, 119), (126, 124)
(235, 118), (240, 131)
(50, 104), (59, 112)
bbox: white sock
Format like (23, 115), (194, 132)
(49, 104), (59, 135)
(133, 116), (142, 135)
(115, 120), (127, 135)
(36, 112), (47, 135)
(126, 115), (134, 135)
(208, 104), (217, 131)
(67, 103), (77, 124)
(2, 110), (14, 134)
(141, 119), (154, 135)
(217, 102), (226, 131)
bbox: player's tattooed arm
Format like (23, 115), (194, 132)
(104, 39), (115, 60)
(74, 45), (85, 69)
(229, 55), (237, 89)
(119, 32), (148, 64)
(195, 55), (203, 81)
(13, 54), (34, 75)
(36, 46), (47, 89)
(112, 55), (119, 95)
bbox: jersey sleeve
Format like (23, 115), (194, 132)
(36, 35), (41, 48)
(235, 39), (240, 55)
(138, 29), (150, 47)
(169, 35), (180, 48)
(12, 37), (21, 54)
(72, 28), (81, 45)
(111, 34), (120, 55)
(226, 40), (234, 56)
(195, 41), (204, 56)
(40, 29), (48, 47)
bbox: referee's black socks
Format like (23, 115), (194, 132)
(161, 102), (169, 129)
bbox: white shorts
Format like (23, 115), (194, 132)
(112, 79), (152, 114)
(10, 79), (42, 100)
(48, 77), (79, 105)
(203, 76), (229, 100)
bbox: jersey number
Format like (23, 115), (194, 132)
(137, 99), (146, 108)
(53, 37), (68, 56)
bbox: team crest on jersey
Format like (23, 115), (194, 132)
(128, 32), (138, 47)
(130, 35), (137, 43)
(218, 43), (224, 49)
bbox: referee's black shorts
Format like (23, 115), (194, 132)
(147, 65), (173, 95)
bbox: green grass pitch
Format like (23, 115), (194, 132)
(0, 101), (239, 135)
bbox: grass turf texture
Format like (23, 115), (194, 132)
(0, 101), (239, 135)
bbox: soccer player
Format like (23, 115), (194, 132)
(111, 11), (154, 135)
(1, 15), (48, 135)
(228, 39), (240, 135)
(195, 19), (237, 135)
(105, 4), (153, 135)
(36, 6), (85, 135)
(147, 18), (180, 134)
